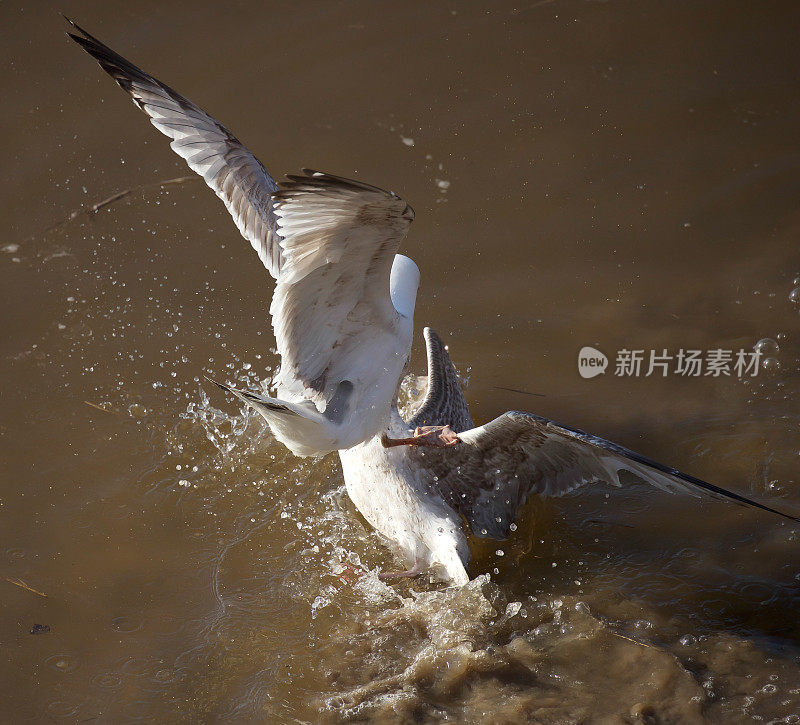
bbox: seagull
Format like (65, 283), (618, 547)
(67, 19), (419, 457)
(68, 20), (799, 585)
(341, 328), (800, 583)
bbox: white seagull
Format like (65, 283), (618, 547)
(67, 19), (418, 457)
(69, 21), (799, 585)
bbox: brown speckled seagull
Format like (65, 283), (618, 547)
(341, 328), (799, 582)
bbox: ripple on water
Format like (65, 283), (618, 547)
(45, 700), (82, 719)
(110, 615), (143, 633)
(120, 656), (159, 677)
(91, 672), (122, 689)
(152, 667), (177, 684)
(44, 654), (80, 674)
(735, 580), (780, 607)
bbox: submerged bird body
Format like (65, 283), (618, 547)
(342, 328), (800, 584)
(68, 21), (799, 586)
(340, 412), (472, 585)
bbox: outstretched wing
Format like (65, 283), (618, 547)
(420, 411), (799, 539)
(269, 170), (415, 403)
(407, 327), (473, 433)
(66, 18), (284, 276)
(68, 20), (418, 412)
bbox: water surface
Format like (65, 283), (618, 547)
(2, 1), (800, 721)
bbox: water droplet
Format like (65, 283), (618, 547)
(310, 595), (331, 619)
(755, 338), (779, 356)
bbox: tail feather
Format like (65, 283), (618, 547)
(205, 377), (335, 457)
(206, 377), (295, 414)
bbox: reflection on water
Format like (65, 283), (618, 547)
(3, 1), (800, 722)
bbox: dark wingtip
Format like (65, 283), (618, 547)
(63, 15), (82, 42)
(280, 169), (394, 196)
(203, 375), (230, 392)
(756, 500), (800, 524)
(63, 15), (93, 41)
(653, 464), (800, 524)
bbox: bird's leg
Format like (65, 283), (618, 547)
(378, 558), (424, 581)
(381, 425), (460, 448)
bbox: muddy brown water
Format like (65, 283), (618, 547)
(3, 2), (800, 722)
